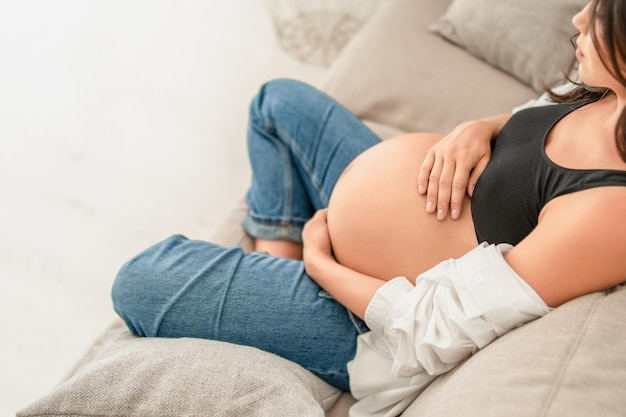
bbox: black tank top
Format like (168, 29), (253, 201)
(472, 102), (626, 245)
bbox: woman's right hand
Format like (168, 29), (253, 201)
(417, 113), (511, 220)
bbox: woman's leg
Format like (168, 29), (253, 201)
(242, 79), (381, 254)
(111, 235), (368, 391)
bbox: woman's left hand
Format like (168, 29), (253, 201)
(302, 209), (334, 275)
(302, 208), (387, 320)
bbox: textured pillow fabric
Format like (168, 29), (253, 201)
(17, 320), (342, 417)
(430, 0), (588, 92)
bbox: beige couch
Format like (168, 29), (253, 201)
(18, 0), (626, 416)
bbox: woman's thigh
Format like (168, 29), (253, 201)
(111, 235), (367, 390)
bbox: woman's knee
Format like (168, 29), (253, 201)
(111, 235), (189, 337)
(111, 247), (158, 337)
(112, 235), (246, 338)
(249, 78), (326, 126)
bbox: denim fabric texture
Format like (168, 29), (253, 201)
(243, 79), (381, 242)
(112, 79), (380, 391)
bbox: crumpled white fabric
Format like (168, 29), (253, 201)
(348, 243), (553, 417)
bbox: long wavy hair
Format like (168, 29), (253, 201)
(550, 0), (626, 161)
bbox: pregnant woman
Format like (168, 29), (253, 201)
(112, 1), (626, 416)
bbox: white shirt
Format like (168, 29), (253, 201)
(347, 243), (552, 417)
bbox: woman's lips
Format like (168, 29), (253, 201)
(575, 42), (585, 59)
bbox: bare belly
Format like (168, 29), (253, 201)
(327, 133), (478, 282)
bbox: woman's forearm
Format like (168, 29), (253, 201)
(305, 254), (386, 320)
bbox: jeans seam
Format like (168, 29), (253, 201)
(311, 103), (337, 206)
(280, 132), (295, 238)
(279, 117), (331, 209)
(244, 212), (310, 225)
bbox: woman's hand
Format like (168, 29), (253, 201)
(302, 209), (334, 276)
(417, 114), (511, 220)
(302, 208), (386, 320)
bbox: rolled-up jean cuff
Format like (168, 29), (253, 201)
(242, 215), (304, 243)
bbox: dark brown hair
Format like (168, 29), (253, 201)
(549, 0), (626, 161)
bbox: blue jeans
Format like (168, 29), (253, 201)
(112, 79), (381, 391)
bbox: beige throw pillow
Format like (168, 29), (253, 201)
(430, 0), (588, 92)
(17, 321), (341, 417)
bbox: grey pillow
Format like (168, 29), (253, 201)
(17, 320), (342, 417)
(430, 0), (588, 92)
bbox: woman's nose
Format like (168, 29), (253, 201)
(572, 2), (591, 34)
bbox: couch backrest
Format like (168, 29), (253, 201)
(322, 0), (539, 134)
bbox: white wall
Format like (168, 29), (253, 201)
(0, 1), (327, 414)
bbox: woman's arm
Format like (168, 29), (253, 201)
(304, 188), (626, 319)
(304, 186), (626, 323)
(302, 209), (385, 319)
(505, 187), (626, 307)
(303, 208), (552, 383)
(417, 113), (511, 220)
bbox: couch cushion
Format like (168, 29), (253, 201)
(400, 285), (626, 417)
(430, 0), (587, 93)
(17, 320), (342, 417)
(322, 0), (537, 135)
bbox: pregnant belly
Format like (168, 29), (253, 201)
(327, 134), (478, 281)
